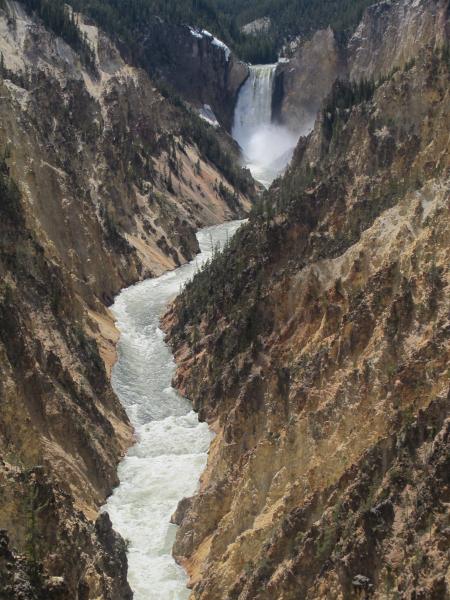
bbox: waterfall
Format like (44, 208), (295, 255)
(233, 64), (277, 142)
(232, 64), (299, 188)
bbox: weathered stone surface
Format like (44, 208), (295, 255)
(241, 17), (272, 36)
(275, 0), (449, 134)
(348, 0), (450, 80)
(274, 27), (346, 131)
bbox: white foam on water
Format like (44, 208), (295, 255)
(105, 221), (244, 600)
(232, 64), (299, 187)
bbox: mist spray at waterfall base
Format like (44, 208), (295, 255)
(232, 64), (300, 187)
(240, 123), (299, 187)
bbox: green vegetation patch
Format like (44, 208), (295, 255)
(66, 0), (374, 64)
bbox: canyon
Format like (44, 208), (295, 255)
(105, 221), (243, 600)
(0, 0), (448, 598)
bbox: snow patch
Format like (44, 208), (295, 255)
(211, 37), (231, 62)
(198, 104), (220, 128)
(188, 26), (203, 40)
(187, 27), (231, 61)
(202, 30), (231, 62)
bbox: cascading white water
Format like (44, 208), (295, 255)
(105, 221), (243, 600)
(233, 64), (276, 140)
(232, 64), (299, 187)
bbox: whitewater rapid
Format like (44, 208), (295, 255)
(105, 221), (243, 600)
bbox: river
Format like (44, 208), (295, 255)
(105, 220), (244, 600)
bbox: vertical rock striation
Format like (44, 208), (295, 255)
(275, 0), (449, 136)
(274, 28), (346, 132)
(348, 0), (449, 80)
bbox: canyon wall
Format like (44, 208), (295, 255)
(165, 1), (450, 596)
(348, 0), (450, 80)
(275, 0), (449, 134)
(273, 28), (346, 132)
(0, 2), (253, 597)
(135, 20), (249, 131)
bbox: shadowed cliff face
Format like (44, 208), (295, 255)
(165, 31), (450, 600)
(0, 2), (254, 596)
(134, 19), (249, 131)
(274, 28), (346, 132)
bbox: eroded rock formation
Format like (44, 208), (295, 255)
(0, 1), (254, 595)
(275, 0), (449, 135)
(135, 19), (249, 131)
(273, 28), (346, 132)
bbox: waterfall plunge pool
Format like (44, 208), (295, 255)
(105, 220), (244, 600)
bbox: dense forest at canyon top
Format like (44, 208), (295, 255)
(7, 0), (375, 63)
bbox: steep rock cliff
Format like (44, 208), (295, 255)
(0, 1), (254, 596)
(165, 34), (450, 600)
(348, 0), (449, 80)
(273, 28), (346, 132)
(0, 151), (132, 598)
(134, 20), (249, 131)
(275, 0), (449, 135)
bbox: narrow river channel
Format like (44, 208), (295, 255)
(105, 220), (244, 600)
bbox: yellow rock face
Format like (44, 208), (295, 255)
(165, 44), (450, 600)
(0, 4), (253, 597)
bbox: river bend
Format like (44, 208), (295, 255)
(105, 221), (243, 600)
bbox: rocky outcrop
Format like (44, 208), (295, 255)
(348, 0), (450, 80)
(0, 464), (132, 599)
(275, 0), (449, 134)
(274, 28), (346, 132)
(165, 34), (450, 600)
(0, 1), (254, 596)
(241, 18), (272, 35)
(135, 19), (249, 131)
